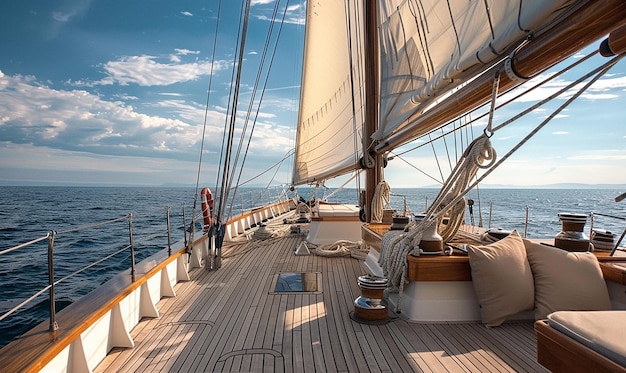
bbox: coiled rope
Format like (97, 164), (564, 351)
(371, 180), (391, 223)
(378, 53), (623, 313)
(313, 240), (369, 260)
(252, 224), (293, 240)
(379, 135), (496, 311)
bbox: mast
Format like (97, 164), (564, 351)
(364, 0), (380, 222)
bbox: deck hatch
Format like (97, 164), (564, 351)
(272, 272), (322, 294)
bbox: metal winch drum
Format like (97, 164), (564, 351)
(353, 275), (389, 321)
(554, 213), (591, 252)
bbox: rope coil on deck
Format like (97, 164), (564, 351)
(313, 240), (369, 260)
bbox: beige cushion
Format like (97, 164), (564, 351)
(524, 239), (611, 320)
(467, 230), (534, 326)
(548, 311), (626, 366)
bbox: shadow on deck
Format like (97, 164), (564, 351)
(96, 234), (545, 373)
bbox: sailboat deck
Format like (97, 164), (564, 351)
(96, 233), (546, 372)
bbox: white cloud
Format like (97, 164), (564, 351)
(252, 1), (306, 25)
(113, 93), (138, 101)
(251, 0), (275, 5)
(287, 4), (302, 12)
(95, 55), (227, 86)
(175, 49), (200, 55)
(0, 70), (296, 178)
(146, 99), (224, 125)
(52, 11), (73, 22)
(45, 1), (92, 39)
(181, 11), (193, 17)
(0, 73), (206, 158)
(503, 73), (626, 104)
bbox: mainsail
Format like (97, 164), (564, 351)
(375, 0), (626, 153)
(292, 0), (626, 185)
(375, 0), (579, 142)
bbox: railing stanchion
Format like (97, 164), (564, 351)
(128, 214), (135, 278)
(182, 204), (188, 249)
(167, 207), (172, 256)
(524, 205), (530, 238)
(47, 231), (59, 331)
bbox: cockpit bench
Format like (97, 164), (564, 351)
(535, 310), (626, 373)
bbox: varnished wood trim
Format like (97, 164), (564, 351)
(535, 320), (625, 373)
(362, 223), (391, 236)
(361, 224), (389, 252)
(606, 22), (626, 56)
(596, 253), (626, 262)
(407, 254), (472, 282)
(0, 236), (199, 373)
(363, 222), (626, 282)
(600, 262), (626, 286)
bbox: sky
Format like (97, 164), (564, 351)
(0, 0), (305, 188)
(1, 1), (626, 189)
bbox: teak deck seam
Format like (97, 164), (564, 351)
(94, 233), (547, 373)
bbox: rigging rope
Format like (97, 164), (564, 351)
(371, 180), (391, 223)
(393, 51), (598, 159)
(237, 149), (294, 187)
(188, 0), (223, 249)
(193, 0), (223, 204)
(379, 135), (495, 311)
(344, 0), (364, 198)
(485, 70), (500, 137)
(379, 53), (623, 313)
(216, 0), (250, 224)
(228, 0), (287, 219)
(324, 173), (359, 200)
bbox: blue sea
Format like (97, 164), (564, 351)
(2, 185), (626, 348)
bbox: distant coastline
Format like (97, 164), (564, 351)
(1, 182), (626, 190)
(414, 183), (626, 190)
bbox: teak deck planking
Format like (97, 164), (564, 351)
(96, 233), (547, 372)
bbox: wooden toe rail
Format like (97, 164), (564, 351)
(535, 319), (626, 373)
(0, 239), (192, 373)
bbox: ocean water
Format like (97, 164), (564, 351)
(1, 186), (626, 348)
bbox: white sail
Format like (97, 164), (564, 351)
(292, 0), (625, 183)
(374, 0), (579, 143)
(292, 0), (366, 185)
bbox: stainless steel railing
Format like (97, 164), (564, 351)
(0, 206), (188, 336)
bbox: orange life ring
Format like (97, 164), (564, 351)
(200, 187), (214, 230)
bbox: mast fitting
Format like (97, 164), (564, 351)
(504, 56), (529, 83)
(359, 153), (375, 169)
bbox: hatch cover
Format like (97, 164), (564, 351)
(272, 272), (322, 294)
